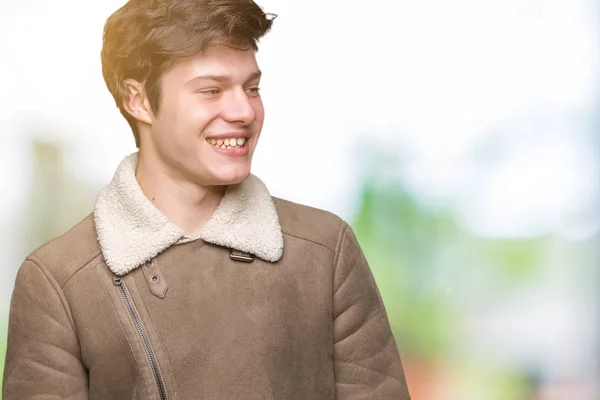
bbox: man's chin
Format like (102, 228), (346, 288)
(210, 167), (251, 186)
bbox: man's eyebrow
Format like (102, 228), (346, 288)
(187, 71), (262, 85)
(246, 71), (262, 82)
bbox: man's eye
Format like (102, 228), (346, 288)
(246, 87), (261, 95)
(198, 89), (221, 96)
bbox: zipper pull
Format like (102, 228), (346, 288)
(113, 276), (123, 286)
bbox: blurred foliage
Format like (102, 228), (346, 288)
(476, 239), (545, 282)
(351, 179), (460, 360)
(350, 172), (560, 398)
(443, 361), (537, 400)
(23, 139), (98, 255)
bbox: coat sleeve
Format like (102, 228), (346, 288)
(2, 258), (88, 399)
(332, 223), (411, 399)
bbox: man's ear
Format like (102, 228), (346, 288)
(122, 79), (153, 125)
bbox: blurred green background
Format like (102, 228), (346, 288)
(1, 0), (599, 398)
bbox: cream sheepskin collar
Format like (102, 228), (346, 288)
(94, 152), (284, 276)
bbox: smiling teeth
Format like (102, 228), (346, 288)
(208, 137), (246, 148)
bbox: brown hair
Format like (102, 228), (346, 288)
(101, 0), (275, 147)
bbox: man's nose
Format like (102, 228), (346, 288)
(222, 88), (256, 125)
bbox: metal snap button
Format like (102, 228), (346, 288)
(229, 249), (255, 263)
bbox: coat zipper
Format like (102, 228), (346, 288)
(114, 276), (167, 400)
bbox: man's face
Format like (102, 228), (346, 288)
(143, 45), (264, 186)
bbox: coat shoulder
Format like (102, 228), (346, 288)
(25, 213), (102, 287)
(273, 197), (348, 253)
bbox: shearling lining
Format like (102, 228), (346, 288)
(93, 152), (284, 276)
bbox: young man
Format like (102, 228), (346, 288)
(3, 0), (411, 398)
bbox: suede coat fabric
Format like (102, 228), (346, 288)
(3, 153), (411, 399)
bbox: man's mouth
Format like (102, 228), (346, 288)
(206, 137), (247, 149)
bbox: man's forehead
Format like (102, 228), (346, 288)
(170, 48), (260, 81)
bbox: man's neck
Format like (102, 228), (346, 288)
(135, 153), (227, 236)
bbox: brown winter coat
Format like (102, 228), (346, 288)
(3, 153), (411, 399)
